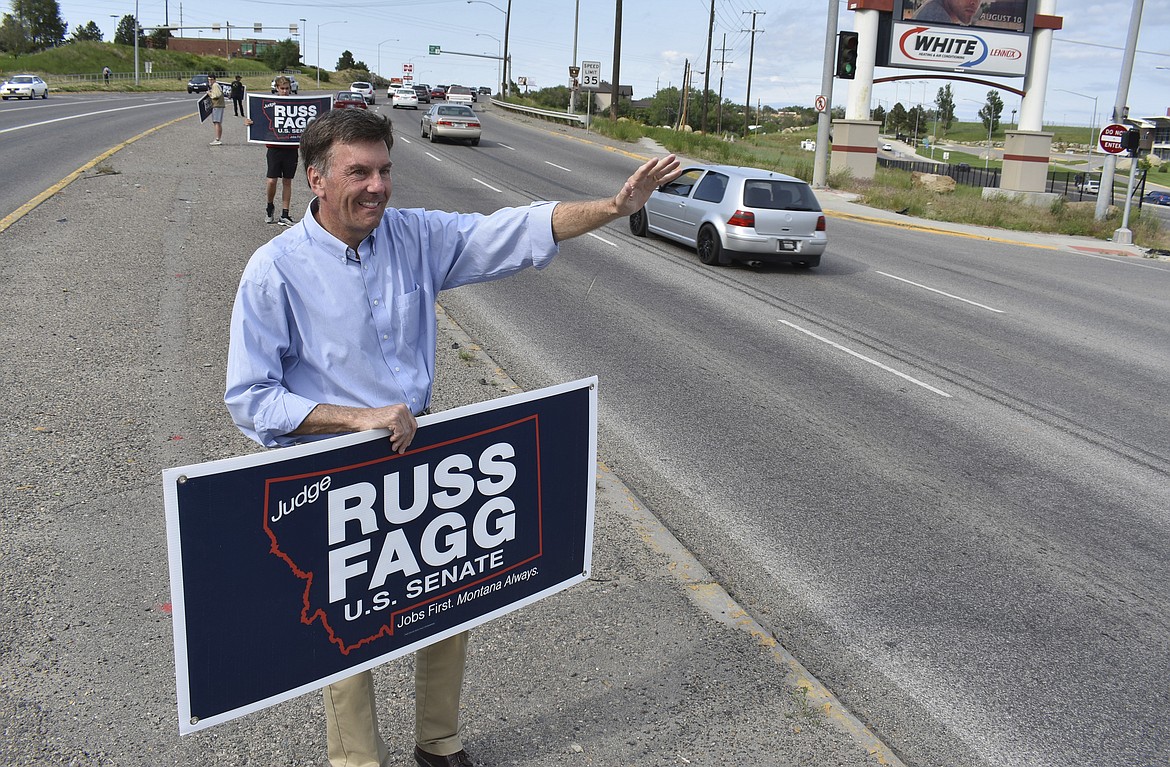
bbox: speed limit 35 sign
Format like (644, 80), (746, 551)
(580, 60), (601, 91)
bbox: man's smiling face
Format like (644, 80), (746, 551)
(308, 140), (393, 249)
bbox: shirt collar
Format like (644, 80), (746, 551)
(304, 198), (376, 264)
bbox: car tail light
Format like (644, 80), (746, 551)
(816, 215), (826, 232)
(727, 209), (755, 228)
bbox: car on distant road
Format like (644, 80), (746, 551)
(1076, 177), (1100, 193)
(1144, 190), (1170, 206)
(445, 85), (474, 106)
(477, 86), (492, 97)
(429, 86), (447, 101)
(392, 87), (419, 109)
(412, 85), (431, 104)
(333, 91), (368, 110)
(881, 142), (893, 151)
(629, 164), (826, 268)
(350, 81), (375, 104)
(271, 76), (299, 94)
(1, 74), (48, 99)
(420, 104), (481, 145)
(186, 74), (210, 94)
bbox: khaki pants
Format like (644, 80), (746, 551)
(324, 632), (469, 767)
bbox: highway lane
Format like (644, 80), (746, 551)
(391, 109), (1170, 767)
(0, 93), (205, 222)
(5, 100), (1164, 765)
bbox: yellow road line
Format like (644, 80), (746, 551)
(0, 113), (193, 235)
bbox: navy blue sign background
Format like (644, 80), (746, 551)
(245, 94), (332, 145)
(165, 382), (595, 732)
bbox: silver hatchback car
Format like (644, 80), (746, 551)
(630, 165), (826, 268)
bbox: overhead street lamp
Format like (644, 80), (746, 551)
(467, 0), (510, 96)
(377, 38), (400, 82)
(476, 33), (502, 97)
(1055, 88), (1099, 175)
(317, 20), (348, 89)
(111, 2), (141, 86)
(298, 18), (306, 67)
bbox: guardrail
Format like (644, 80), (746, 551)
(489, 98), (584, 126)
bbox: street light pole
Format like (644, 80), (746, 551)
(299, 18), (306, 68)
(317, 20), (347, 89)
(134, 0), (140, 86)
(476, 33), (502, 97)
(467, 0), (509, 96)
(1055, 89), (1098, 177)
(377, 38), (399, 82)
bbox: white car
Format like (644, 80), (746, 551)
(1, 74), (49, 100)
(350, 81), (375, 104)
(391, 87), (419, 110)
(445, 85), (474, 106)
(629, 164), (826, 268)
(881, 143), (893, 151)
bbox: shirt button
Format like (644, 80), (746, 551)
(373, 299), (379, 306)
(383, 334), (389, 340)
(395, 367), (400, 372)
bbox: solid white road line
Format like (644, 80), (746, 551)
(875, 271), (1005, 313)
(0, 102), (166, 135)
(472, 178), (503, 193)
(779, 320), (952, 398)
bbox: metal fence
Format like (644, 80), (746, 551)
(880, 156), (1156, 208)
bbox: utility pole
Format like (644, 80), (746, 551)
(678, 59), (690, 130)
(742, 10), (765, 138)
(701, 0), (715, 133)
(610, 0), (622, 119)
(715, 34), (732, 134)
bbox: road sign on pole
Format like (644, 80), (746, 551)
(814, 95), (827, 113)
(1099, 123), (1127, 154)
(429, 45), (441, 55)
(580, 60), (601, 91)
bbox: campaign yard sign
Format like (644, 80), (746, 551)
(163, 379), (597, 734)
(245, 93), (333, 145)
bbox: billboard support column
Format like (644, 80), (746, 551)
(845, 8), (879, 121)
(1018, 0), (1056, 133)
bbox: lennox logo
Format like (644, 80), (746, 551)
(990, 48), (1023, 60)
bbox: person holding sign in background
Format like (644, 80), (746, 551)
(225, 107), (680, 767)
(245, 76), (301, 225)
(207, 74), (225, 145)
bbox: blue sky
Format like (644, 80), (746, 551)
(55, 0), (1170, 126)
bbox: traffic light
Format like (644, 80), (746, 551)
(1121, 127), (1141, 153)
(836, 31), (859, 80)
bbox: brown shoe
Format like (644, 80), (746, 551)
(413, 746), (478, 767)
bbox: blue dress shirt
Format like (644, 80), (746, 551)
(225, 199), (560, 447)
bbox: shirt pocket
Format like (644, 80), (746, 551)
(392, 285), (424, 352)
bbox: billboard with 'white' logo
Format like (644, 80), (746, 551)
(888, 21), (1030, 77)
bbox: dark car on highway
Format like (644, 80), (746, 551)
(187, 74), (210, 93)
(430, 86), (447, 101)
(413, 85), (431, 104)
(1144, 190), (1170, 206)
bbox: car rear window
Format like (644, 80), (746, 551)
(742, 180), (821, 212)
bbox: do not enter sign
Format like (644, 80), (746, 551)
(1099, 123), (1128, 154)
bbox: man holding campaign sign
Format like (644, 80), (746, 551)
(223, 108), (680, 767)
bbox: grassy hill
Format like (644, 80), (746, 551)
(0, 40), (327, 92)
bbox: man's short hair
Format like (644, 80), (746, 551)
(301, 109), (394, 178)
(208, 74), (217, 80)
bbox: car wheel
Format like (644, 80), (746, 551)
(470, 138), (480, 146)
(429, 127), (437, 143)
(42, 91), (47, 99)
(629, 207), (648, 236)
(421, 122), (427, 138)
(796, 257), (820, 269)
(697, 226), (723, 266)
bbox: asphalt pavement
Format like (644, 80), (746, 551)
(0, 106), (1158, 767)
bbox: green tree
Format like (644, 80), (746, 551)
(336, 49), (356, 70)
(259, 38), (302, 71)
(935, 83), (955, 132)
(69, 19), (102, 42)
(113, 14), (142, 46)
(0, 13), (31, 56)
(979, 89), (1004, 135)
(147, 26), (171, 49)
(9, 0), (66, 49)
(872, 103), (887, 130)
(888, 101), (908, 136)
